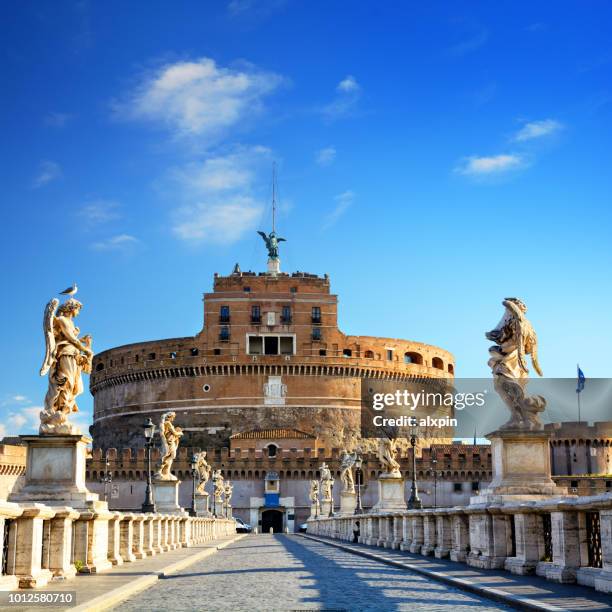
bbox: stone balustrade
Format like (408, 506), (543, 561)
(0, 500), (235, 590)
(307, 492), (612, 594)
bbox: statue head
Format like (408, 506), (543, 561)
(57, 298), (83, 317)
(161, 411), (176, 424)
(505, 297), (527, 313)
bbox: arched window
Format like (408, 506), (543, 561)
(404, 352), (423, 365)
(364, 350), (374, 359)
(266, 443), (279, 458)
(95, 362), (105, 371)
(432, 357), (444, 370)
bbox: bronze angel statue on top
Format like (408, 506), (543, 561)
(40, 297), (93, 435)
(257, 230), (286, 260)
(486, 297), (546, 431)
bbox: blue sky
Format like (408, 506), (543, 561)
(1, 1), (611, 436)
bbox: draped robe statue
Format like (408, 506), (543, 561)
(486, 298), (546, 430)
(340, 450), (357, 493)
(377, 438), (401, 477)
(40, 298), (93, 435)
(155, 412), (183, 480)
(319, 462), (333, 501)
(195, 451), (212, 495)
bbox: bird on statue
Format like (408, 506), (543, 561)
(59, 282), (78, 297)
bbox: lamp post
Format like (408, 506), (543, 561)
(189, 454), (198, 517)
(431, 452), (438, 509)
(328, 480), (334, 518)
(100, 453), (112, 504)
(212, 472), (217, 517)
(142, 418), (156, 513)
(407, 432), (422, 509)
(354, 456), (363, 515)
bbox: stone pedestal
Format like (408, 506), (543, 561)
(194, 492), (210, 517)
(372, 476), (407, 513)
(473, 429), (566, 503)
(320, 499), (332, 517)
(10, 435), (98, 509)
(309, 502), (320, 519)
(152, 479), (185, 515)
(338, 491), (357, 516)
(267, 258), (280, 275)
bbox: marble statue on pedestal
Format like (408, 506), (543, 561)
(320, 462), (333, 500)
(377, 438), (401, 477)
(340, 450), (357, 493)
(213, 469), (225, 503)
(39, 297), (93, 434)
(309, 479), (320, 504)
(195, 451), (211, 495)
(486, 298), (546, 431)
(154, 412), (183, 480)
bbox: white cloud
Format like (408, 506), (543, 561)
(324, 190), (354, 229)
(92, 234), (140, 250)
(455, 154), (524, 176)
(316, 147), (336, 166)
(321, 76), (362, 120)
(337, 75), (360, 93)
(11, 395), (28, 402)
(79, 200), (121, 225)
(2, 406), (43, 436)
(33, 160), (62, 188)
(170, 146), (271, 244)
(119, 57), (283, 139)
(513, 119), (563, 142)
(174, 196), (263, 243)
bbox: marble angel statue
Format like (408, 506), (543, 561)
(155, 411), (183, 480)
(319, 462), (333, 501)
(339, 450), (357, 493)
(377, 437), (401, 477)
(39, 297), (93, 434)
(486, 298), (546, 430)
(195, 451), (212, 495)
(309, 479), (320, 504)
(213, 469), (225, 502)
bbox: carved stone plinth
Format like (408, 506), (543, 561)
(10, 435), (98, 508)
(267, 257), (280, 275)
(309, 502), (320, 519)
(472, 429), (567, 504)
(338, 491), (357, 516)
(320, 500), (332, 516)
(372, 476), (407, 513)
(194, 492), (210, 517)
(152, 479), (185, 515)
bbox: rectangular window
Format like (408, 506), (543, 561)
(264, 336), (279, 355)
(386, 349), (393, 361)
(312, 306), (321, 324)
(453, 483), (463, 492)
(248, 336), (263, 355)
(280, 336), (293, 355)
(251, 305), (261, 323)
(281, 305), (292, 323)
(220, 305), (230, 323)
(312, 327), (322, 341)
(219, 326), (230, 341)
(471, 481), (479, 491)
(267, 311), (276, 326)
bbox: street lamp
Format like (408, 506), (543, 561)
(407, 432), (422, 509)
(100, 453), (112, 504)
(211, 472), (217, 517)
(431, 452), (438, 509)
(142, 418), (156, 513)
(189, 454), (198, 517)
(328, 479), (334, 518)
(354, 456), (363, 515)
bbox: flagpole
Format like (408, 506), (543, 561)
(577, 363), (581, 423)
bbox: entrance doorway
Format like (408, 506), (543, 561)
(261, 509), (283, 533)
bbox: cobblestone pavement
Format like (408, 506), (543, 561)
(115, 534), (512, 612)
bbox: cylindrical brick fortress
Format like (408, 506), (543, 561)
(90, 270), (455, 450)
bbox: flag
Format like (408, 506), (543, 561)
(576, 366), (586, 394)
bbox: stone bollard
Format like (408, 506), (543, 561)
(132, 515), (146, 559)
(47, 507), (80, 578)
(119, 513), (137, 563)
(142, 514), (156, 557)
(107, 512), (124, 566)
(0, 500), (23, 591)
(269, 527), (274, 534)
(8, 504), (55, 588)
(73, 505), (113, 574)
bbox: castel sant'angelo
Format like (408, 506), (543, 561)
(89, 236), (455, 453)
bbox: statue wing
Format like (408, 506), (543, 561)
(40, 298), (59, 376)
(257, 231), (268, 241)
(530, 331), (544, 377)
(277, 237), (286, 242)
